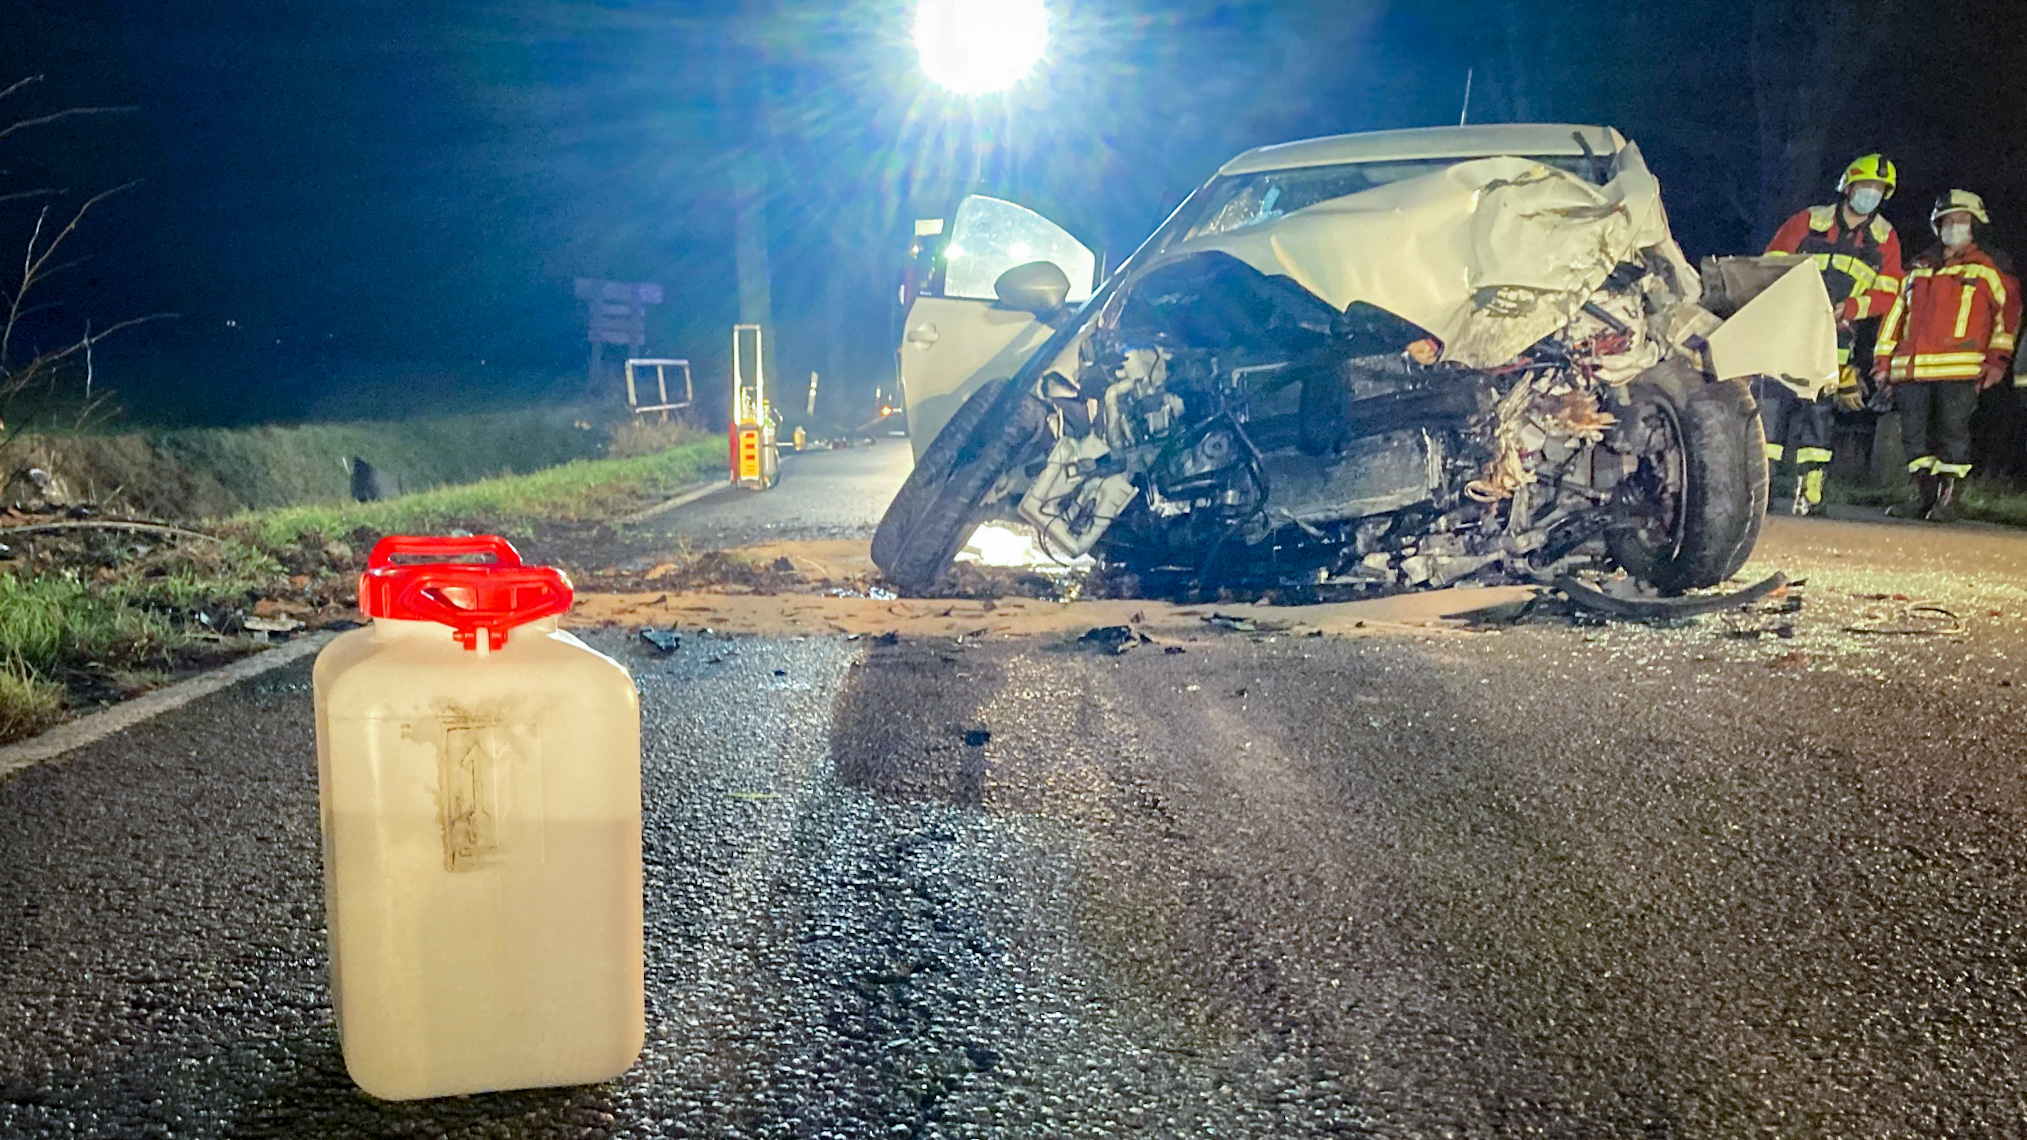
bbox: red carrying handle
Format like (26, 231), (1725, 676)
(367, 534), (523, 569)
(359, 535), (572, 651)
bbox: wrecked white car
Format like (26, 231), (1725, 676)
(875, 124), (1836, 600)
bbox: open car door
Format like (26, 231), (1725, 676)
(898, 195), (1096, 461)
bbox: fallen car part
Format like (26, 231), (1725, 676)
(638, 627), (682, 654)
(1553, 572), (1787, 621)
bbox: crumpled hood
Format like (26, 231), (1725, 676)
(1169, 144), (1696, 368)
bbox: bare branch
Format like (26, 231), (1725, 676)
(0, 315), (172, 395)
(80, 313), (172, 345)
(0, 105), (137, 143)
(0, 188), (60, 206)
(0, 77), (42, 105)
(2, 182), (139, 367)
(29, 256), (87, 284)
(2, 206), (49, 369)
(22, 181), (136, 286)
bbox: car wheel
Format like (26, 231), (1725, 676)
(871, 378), (1011, 571)
(1606, 359), (1768, 594)
(872, 379), (1050, 594)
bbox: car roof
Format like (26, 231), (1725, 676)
(1217, 124), (1627, 176)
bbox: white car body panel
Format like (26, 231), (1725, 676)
(1172, 145), (1697, 369)
(1704, 261), (1839, 397)
(898, 297), (1058, 460)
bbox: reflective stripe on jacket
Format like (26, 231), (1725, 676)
(1765, 205), (1905, 321)
(1876, 243), (2021, 382)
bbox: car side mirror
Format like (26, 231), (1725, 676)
(993, 261), (1071, 315)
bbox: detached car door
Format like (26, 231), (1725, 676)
(898, 195), (1097, 461)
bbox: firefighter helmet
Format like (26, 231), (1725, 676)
(1930, 188), (1991, 231)
(1836, 153), (1898, 198)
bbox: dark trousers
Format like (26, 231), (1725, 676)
(1755, 379), (1833, 465)
(1896, 380), (1980, 477)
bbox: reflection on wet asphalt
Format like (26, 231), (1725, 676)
(4, 609), (2027, 1135)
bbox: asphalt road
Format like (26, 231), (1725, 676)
(627, 439), (915, 549)
(5, 446), (2027, 1137)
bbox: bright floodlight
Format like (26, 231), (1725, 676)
(914, 0), (1049, 95)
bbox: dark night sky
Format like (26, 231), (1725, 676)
(2, 0), (2024, 425)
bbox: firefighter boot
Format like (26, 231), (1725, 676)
(1800, 466), (1826, 516)
(1927, 476), (1961, 523)
(1789, 466), (1825, 516)
(1887, 472), (1936, 519)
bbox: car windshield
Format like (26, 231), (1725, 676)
(1182, 154), (1604, 241)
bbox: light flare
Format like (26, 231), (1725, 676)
(914, 0), (1050, 95)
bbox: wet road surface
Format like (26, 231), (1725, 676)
(624, 440), (914, 549)
(5, 458), (2027, 1135)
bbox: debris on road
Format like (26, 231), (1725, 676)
(243, 615), (306, 642)
(1075, 625), (1141, 654)
(1846, 602), (1966, 637)
(1200, 612), (1294, 634)
(637, 627), (682, 654)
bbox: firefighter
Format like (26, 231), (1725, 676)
(1762, 153), (1906, 515)
(1874, 189), (2020, 521)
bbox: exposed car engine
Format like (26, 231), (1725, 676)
(1004, 251), (1688, 594)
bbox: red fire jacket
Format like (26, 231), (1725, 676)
(1876, 243), (2020, 383)
(1765, 204), (1904, 322)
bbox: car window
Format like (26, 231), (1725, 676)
(1182, 154), (1603, 241)
(941, 196), (1097, 304)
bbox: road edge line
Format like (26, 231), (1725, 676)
(0, 632), (336, 781)
(615, 479), (732, 526)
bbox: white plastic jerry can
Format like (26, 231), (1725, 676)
(313, 535), (644, 1101)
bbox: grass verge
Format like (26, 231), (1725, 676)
(231, 435), (723, 547)
(1829, 474), (2027, 526)
(0, 434), (724, 746)
(11, 407), (613, 521)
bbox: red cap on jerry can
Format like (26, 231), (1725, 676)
(358, 535), (574, 651)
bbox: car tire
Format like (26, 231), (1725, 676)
(871, 378), (1011, 571)
(872, 379), (1050, 594)
(1607, 360), (1768, 594)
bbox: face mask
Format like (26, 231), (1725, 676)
(1940, 222), (1974, 249)
(1848, 186), (1885, 214)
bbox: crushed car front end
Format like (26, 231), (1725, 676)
(875, 125), (1836, 599)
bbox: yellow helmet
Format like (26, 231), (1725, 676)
(1837, 153), (1898, 198)
(1931, 188), (1991, 230)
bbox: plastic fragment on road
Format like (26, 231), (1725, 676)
(312, 534), (644, 1101)
(637, 627), (682, 654)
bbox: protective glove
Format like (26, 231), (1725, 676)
(1864, 379), (1897, 414)
(1832, 364), (1865, 412)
